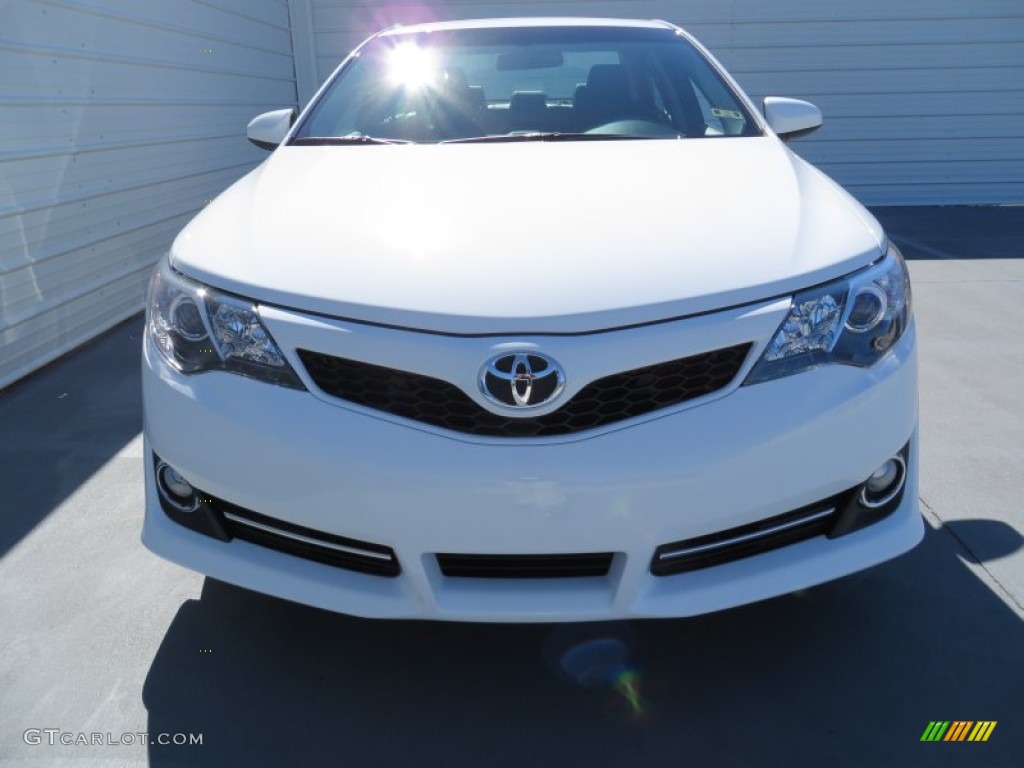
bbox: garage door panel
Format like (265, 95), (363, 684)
(0, 0), (297, 389)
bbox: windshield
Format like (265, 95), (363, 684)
(293, 26), (761, 143)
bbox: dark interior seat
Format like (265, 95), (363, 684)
(431, 67), (485, 138)
(574, 64), (654, 129)
(507, 91), (550, 132)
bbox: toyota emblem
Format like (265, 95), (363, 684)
(480, 352), (565, 409)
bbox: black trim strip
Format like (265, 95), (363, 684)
(651, 494), (847, 576)
(437, 552), (614, 579)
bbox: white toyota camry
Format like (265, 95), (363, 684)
(142, 17), (921, 621)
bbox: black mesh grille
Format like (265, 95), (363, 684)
(437, 552), (614, 578)
(298, 343), (751, 438)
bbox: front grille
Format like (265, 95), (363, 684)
(437, 552), (615, 578)
(298, 343), (751, 438)
(218, 504), (401, 577)
(651, 493), (851, 576)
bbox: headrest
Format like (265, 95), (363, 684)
(509, 91), (548, 114)
(442, 67), (470, 92)
(586, 64), (630, 98)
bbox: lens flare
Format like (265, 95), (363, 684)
(387, 44), (438, 89)
(546, 630), (649, 721)
(613, 668), (646, 718)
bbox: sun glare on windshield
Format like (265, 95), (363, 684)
(386, 43), (438, 89)
(297, 27), (760, 143)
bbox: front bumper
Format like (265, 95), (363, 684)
(142, 311), (921, 622)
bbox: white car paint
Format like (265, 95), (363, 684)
(174, 138), (882, 335)
(763, 97), (824, 138)
(142, 17), (921, 621)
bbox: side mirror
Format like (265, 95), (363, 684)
(247, 108), (297, 150)
(763, 97), (822, 140)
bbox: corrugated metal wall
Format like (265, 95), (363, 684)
(0, 0), (297, 390)
(296, 0), (1024, 206)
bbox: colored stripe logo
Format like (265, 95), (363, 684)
(921, 721), (997, 742)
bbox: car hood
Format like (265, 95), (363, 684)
(171, 137), (884, 334)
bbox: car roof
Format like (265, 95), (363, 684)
(378, 17), (678, 37)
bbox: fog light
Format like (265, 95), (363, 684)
(859, 454), (906, 509)
(156, 461), (198, 511)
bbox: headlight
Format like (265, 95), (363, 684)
(745, 242), (911, 385)
(147, 257), (305, 389)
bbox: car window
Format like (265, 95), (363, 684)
(689, 77), (749, 137)
(459, 50), (621, 102)
(692, 84), (724, 135)
(295, 27), (759, 143)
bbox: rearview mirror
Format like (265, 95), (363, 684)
(247, 108), (297, 150)
(763, 97), (822, 140)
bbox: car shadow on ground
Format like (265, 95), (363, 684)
(0, 316), (143, 556)
(143, 521), (1023, 767)
(870, 206), (1024, 260)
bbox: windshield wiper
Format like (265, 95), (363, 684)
(289, 135), (411, 145)
(291, 132), (679, 146)
(441, 132), (664, 144)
